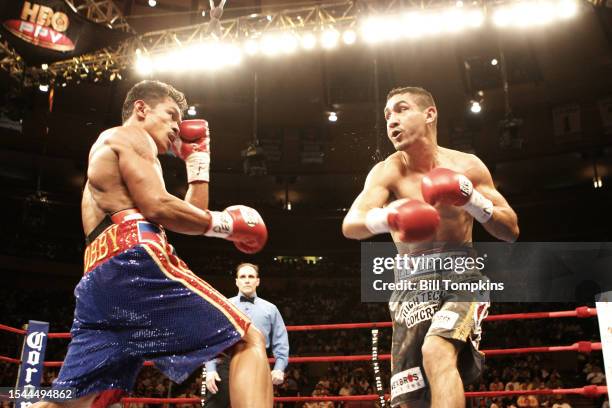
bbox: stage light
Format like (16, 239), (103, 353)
(470, 101), (482, 114)
(493, 0), (577, 28)
(321, 29), (340, 49)
(491, 58), (498, 66)
(342, 29), (357, 45)
(301, 32), (316, 49)
(279, 32), (298, 54)
(361, 16), (387, 43)
(466, 9), (485, 28)
(135, 55), (153, 75)
(148, 0), (156, 7)
(328, 111), (338, 122)
(558, 0), (578, 18)
(261, 34), (282, 56)
(38, 84), (49, 92)
(187, 106), (197, 116)
(593, 176), (603, 189)
(244, 39), (259, 55)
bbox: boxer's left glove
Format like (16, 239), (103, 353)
(421, 167), (493, 223)
(204, 205), (268, 254)
(172, 119), (211, 183)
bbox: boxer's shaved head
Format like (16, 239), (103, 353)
(122, 80), (188, 123)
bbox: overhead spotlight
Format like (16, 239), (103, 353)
(41, 63), (48, 71)
(244, 39), (259, 55)
(466, 9), (485, 28)
(342, 29), (357, 45)
(469, 100), (482, 114)
(321, 29), (340, 49)
(328, 111), (338, 122)
(279, 32), (298, 54)
(261, 34), (282, 56)
(361, 17), (388, 43)
(135, 55), (153, 75)
(187, 106), (197, 116)
(477, 90), (484, 97)
(38, 83), (49, 92)
(593, 176), (603, 189)
(491, 58), (498, 66)
(558, 0), (578, 18)
(301, 32), (316, 50)
(148, 0), (156, 7)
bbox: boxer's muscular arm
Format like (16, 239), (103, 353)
(111, 128), (212, 234)
(185, 182), (209, 211)
(467, 156), (519, 242)
(342, 162), (393, 240)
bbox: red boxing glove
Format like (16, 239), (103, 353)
(421, 168), (493, 223)
(172, 119), (211, 183)
(365, 199), (439, 242)
(204, 205), (268, 254)
(388, 199), (440, 242)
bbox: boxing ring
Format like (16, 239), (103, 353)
(0, 305), (608, 405)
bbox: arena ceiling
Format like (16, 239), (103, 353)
(0, 0), (611, 244)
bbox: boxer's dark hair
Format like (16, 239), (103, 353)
(386, 86), (436, 111)
(236, 263), (259, 278)
(122, 80), (188, 123)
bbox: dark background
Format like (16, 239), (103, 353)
(0, 0), (611, 291)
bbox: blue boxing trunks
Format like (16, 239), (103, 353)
(52, 210), (250, 401)
(388, 248), (489, 407)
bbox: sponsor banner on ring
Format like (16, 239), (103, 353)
(361, 242), (612, 303)
(15, 320), (49, 405)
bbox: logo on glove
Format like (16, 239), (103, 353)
(240, 208), (260, 228)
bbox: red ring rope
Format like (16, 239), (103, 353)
(0, 306), (598, 338)
(15, 341), (597, 368)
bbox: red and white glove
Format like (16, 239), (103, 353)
(365, 199), (440, 242)
(204, 205), (268, 254)
(172, 119), (211, 183)
(421, 168), (493, 223)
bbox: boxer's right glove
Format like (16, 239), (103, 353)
(365, 199), (440, 242)
(173, 119), (211, 183)
(205, 205), (268, 253)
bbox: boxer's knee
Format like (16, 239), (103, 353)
(421, 335), (458, 375)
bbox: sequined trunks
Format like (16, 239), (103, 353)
(52, 213), (250, 400)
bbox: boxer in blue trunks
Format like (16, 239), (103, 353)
(33, 80), (273, 408)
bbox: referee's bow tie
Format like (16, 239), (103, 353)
(240, 296), (255, 303)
